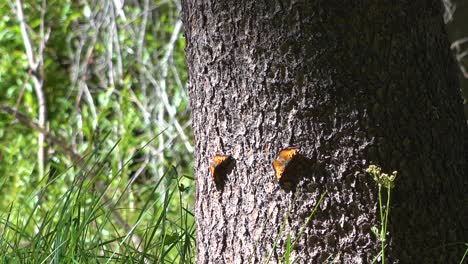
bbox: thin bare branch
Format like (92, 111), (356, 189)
(442, 0), (456, 24)
(15, 0), (37, 70)
(14, 0), (48, 178)
(451, 37), (468, 79)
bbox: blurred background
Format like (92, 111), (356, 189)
(0, 0), (194, 261)
(0, 0), (466, 261)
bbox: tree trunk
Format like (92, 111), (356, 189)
(182, 1), (468, 263)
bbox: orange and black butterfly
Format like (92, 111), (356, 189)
(272, 148), (299, 182)
(210, 154), (233, 184)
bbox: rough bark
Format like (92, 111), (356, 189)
(182, 1), (468, 263)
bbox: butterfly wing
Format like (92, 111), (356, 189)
(210, 155), (230, 182)
(210, 163), (216, 179)
(278, 148), (298, 161)
(272, 159), (285, 181)
(274, 148), (299, 183)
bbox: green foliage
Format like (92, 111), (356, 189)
(366, 165), (397, 264)
(0, 0), (193, 261)
(366, 165), (397, 190)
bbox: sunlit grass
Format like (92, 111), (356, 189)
(0, 142), (195, 263)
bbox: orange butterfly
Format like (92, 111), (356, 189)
(210, 154), (232, 183)
(272, 148), (299, 181)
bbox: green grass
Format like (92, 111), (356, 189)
(264, 191), (327, 264)
(0, 142), (196, 263)
(460, 244), (468, 264)
(282, 192), (327, 264)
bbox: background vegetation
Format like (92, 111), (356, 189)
(0, 0), (194, 261)
(0, 0), (466, 262)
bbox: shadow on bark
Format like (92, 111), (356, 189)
(213, 157), (236, 191)
(279, 155), (328, 193)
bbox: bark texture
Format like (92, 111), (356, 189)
(182, 1), (468, 263)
